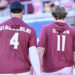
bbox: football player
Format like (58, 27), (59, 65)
(38, 5), (75, 75)
(0, 1), (41, 75)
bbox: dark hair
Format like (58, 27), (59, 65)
(52, 5), (67, 20)
(43, 1), (50, 7)
(10, 1), (23, 13)
(50, 3), (54, 8)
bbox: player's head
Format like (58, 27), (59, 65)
(10, 1), (24, 19)
(43, 1), (54, 13)
(52, 5), (67, 20)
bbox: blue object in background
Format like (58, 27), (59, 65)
(28, 20), (53, 38)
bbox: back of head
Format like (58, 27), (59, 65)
(52, 5), (67, 20)
(10, 1), (23, 13)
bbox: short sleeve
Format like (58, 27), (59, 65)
(71, 28), (75, 52)
(73, 39), (75, 52)
(38, 26), (47, 48)
(29, 28), (37, 47)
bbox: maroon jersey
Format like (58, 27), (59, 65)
(38, 22), (75, 72)
(0, 17), (37, 73)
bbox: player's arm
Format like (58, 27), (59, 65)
(38, 47), (45, 62)
(38, 26), (47, 63)
(29, 46), (41, 75)
(28, 28), (41, 75)
(73, 39), (75, 68)
(74, 52), (75, 68)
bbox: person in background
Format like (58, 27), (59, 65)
(0, 1), (41, 75)
(32, 0), (42, 14)
(8, 0), (34, 14)
(19, 0), (34, 14)
(67, 2), (75, 27)
(0, 0), (8, 17)
(38, 5), (75, 75)
(0, 0), (34, 17)
(43, 1), (54, 13)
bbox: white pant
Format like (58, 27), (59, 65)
(42, 67), (73, 75)
(0, 71), (31, 75)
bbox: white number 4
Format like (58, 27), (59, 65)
(10, 33), (19, 49)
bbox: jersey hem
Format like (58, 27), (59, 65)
(0, 68), (30, 74)
(43, 64), (74, 73)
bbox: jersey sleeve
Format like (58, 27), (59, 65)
(38, 26), (47, 48)
(73, 39), (75, 52)
(29, 28), (37, 47)
(71, 28), (75, 52)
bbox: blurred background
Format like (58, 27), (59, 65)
(0, 0), (75, 74)
(0, 0), (75, 38)
(0, 0), (75, 15)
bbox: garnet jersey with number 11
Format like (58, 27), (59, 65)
(38, 22), (75, 72)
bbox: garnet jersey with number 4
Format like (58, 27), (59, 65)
(38, 22), (75, 72)
(0, 17), (37, 73)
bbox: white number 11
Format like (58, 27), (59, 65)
(10, 33), (19, 49)
(57, 35), (66, 51)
